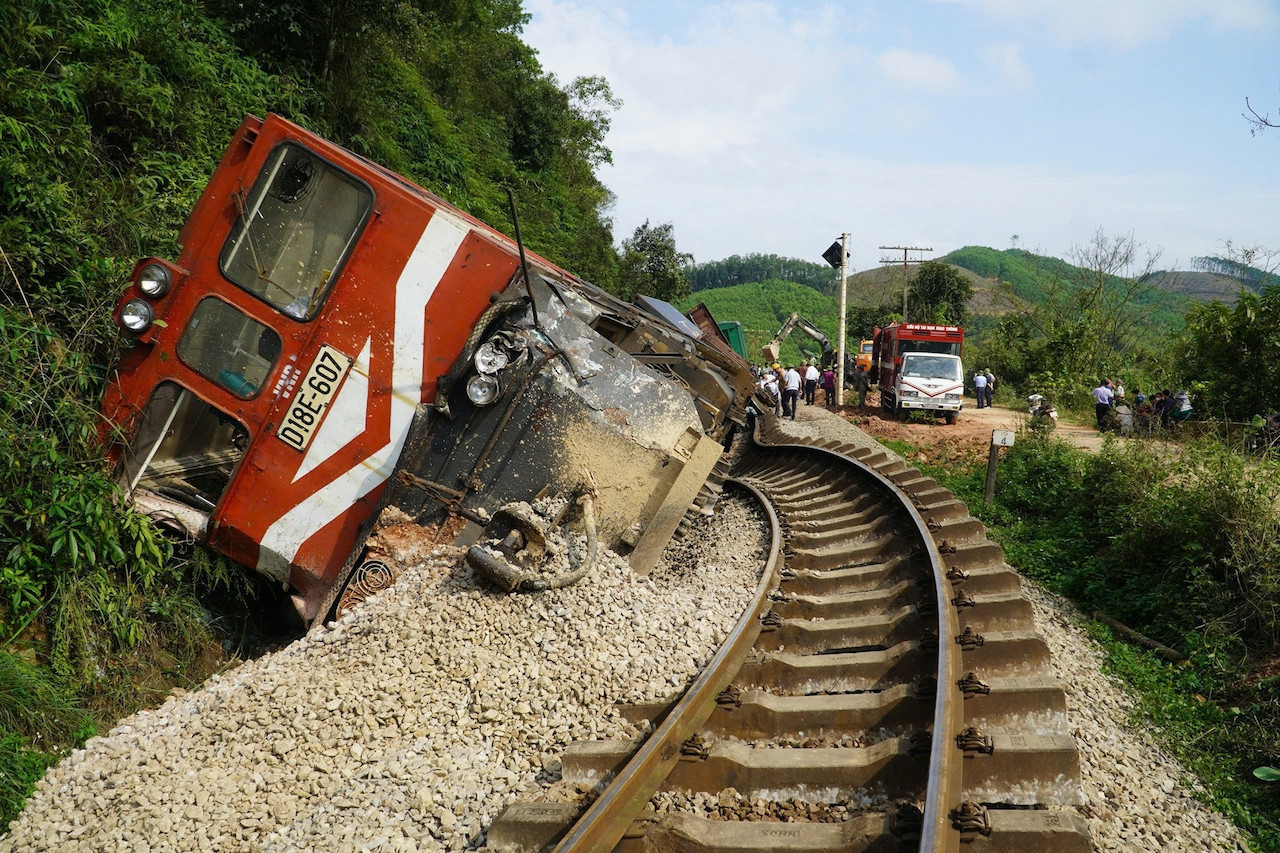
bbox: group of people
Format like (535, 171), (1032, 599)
(972, 370), (996, 408)
(1091, 378), (1193, 434)
(756, 360), (873, 420)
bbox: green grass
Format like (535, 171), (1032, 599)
(880, 429), (1280, 850)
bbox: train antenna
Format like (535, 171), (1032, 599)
(506, 188), (539, 329)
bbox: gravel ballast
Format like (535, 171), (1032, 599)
(1, 495), (767, 852)
(2, 407), (1255, 852)
(776, 406), (1249, 852)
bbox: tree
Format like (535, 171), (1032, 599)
(617, 220), (692, 303)
(908, 261), (972, 326)
(1173, 284), (1280, 420)
(1020, 229), (1162, 379)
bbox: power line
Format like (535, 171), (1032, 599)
(878, 245), (932, 322)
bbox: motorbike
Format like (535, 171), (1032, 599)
(1027, 394), (1058, 424)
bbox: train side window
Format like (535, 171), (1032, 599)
(179, 298), (280, 398)
(221, 143), (372, 319)
(121, 381), (248, 512)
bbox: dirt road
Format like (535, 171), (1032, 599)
(795, 391), (1107, 466)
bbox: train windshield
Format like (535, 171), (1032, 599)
(221, 143), (372, 319)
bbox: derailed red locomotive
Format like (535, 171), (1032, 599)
(100, 114), (753, 623)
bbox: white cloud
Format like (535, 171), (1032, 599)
(940, 0), (1279, 48)
(525, 0), (857, 162)
(875, 48), (962, 91)
(980, 42), (1033, 90)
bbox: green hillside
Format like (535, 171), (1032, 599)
(677, 279), (842, 365)
(940, 246), (1189, 330)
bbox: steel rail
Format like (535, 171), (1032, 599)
(744, 433), (965, 851)
(551, 479), (783, 853)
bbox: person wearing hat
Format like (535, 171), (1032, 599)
(803, 361), (820, 405)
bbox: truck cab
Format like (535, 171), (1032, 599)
(872, 323), (964, 423)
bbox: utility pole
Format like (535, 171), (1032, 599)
(878, 245), (932, 323)
(821, 236), (851, 405)
(837, 233), (849, 406)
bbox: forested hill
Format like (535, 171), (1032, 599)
(1, 0), (623, 350)
(687, 254), (836, 293)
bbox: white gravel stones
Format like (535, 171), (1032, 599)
(778, 406), (1251, 852)
(1, 494), (767, 852)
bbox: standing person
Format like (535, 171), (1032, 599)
(850, 364), (871, 408)
(1113, 379), (1125, 399)
(1092, 379), (1114, 431)
(985, 370), (995, 406)
(1114, 395), (1134, 435)
(1172, 390), (1193, 423)
(782, 364), (802, 420)
(821, 366), (836, 406)
(973, 371), (988, 408)
(803, 362), (820, 406)
(771, 364), (784, 416)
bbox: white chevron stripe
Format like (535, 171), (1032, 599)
(256, 211), (470, 580)
(293, 337), (372, 483)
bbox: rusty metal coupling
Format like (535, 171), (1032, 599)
(951, 588), (976, 609)
(955, 625), (985, 650)
(893, 801), (924, 841)
(950, 801), (993, 836)
(907, 730), (933, 760)
(715, 685), (742, 709)
(946, 565), (969, 583)
(679, 733), (710, 761)
(759, 610), (783, 631)
(937, 539), (957, 555)
(958, 672), (991, 698)
(955, 727), (995, 755)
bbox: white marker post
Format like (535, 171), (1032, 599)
(985, 429), (1015, 505)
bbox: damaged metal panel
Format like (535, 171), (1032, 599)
(380, 274), (740, 573)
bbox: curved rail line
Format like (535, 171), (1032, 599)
(488, 418), (1091, 852)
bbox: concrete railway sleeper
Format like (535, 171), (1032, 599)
(487, 417), (1090, 852)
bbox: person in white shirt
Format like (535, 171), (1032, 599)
(782, 365), (802, 419)
(973, 371), (988, 408)
(803, 362), (820, 405)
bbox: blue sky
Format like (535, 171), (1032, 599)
(524, 0), (1280, 274)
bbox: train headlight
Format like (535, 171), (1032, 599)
(120, 298), (155, 333)
(466, 374), (501, 406)
(474, 341), (509, 374)
(137, 263), (172, 297)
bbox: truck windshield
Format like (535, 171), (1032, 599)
(221, 143), (372, 319)
(902, 354), (961, 381)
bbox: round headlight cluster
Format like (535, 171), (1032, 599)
(120, 298), (155, 333)
(465, 329), (533, 406)
(474, 341), (509, 374)
(466, 374), (501, 406)
(137, 263), (172, 297)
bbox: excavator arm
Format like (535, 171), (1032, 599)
(761, 312), (836, 367)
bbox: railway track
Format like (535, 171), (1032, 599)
(487, 417), (1091, 852)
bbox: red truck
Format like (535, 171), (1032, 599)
(871, 323), (965, 423)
